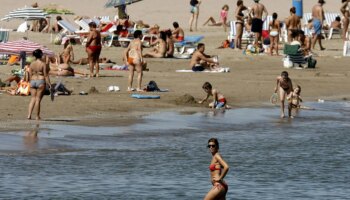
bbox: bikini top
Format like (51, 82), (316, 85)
(209, 164), (221, 171)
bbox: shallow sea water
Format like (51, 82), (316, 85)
(0, 101), (349, 199)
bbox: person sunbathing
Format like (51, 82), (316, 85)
(49, 63), (86, 77)
(72, 57), (115, 65)
(189, 43), (219, 71)
(143, 31), (167, 58)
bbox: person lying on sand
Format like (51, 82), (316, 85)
(49, 63), (86, 77)
(190, 43), (219, 71)
(198, 82), (231, 109)
(72, 57), (116, 65)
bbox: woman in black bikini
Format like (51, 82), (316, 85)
(274, 71), (293, 118)
(204, 138), (229, 200)
(235, 0), (247, 49)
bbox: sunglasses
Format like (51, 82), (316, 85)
(207, 144), (216, 148)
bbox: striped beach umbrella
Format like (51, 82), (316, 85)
(0, 39), (54, 56)
(104, 0), (143, 8)
(1, 7), (49, 21)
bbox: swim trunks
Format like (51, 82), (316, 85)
(176, 36), (184, 41)
(251, 18), (263, 33)
(87, 45), (102, 54)
(313, 18), (322, 36)
(214, 98), (226, 109)
(192, 65), (205, 71)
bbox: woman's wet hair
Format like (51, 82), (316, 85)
(208, 138), (219, 149)
(202, 82), (212, 90)
(133, 30), (142, 38)
(272, 13), (278, 20)
(281, 71), (289, 77)
(33, 49), (43, 59)
(296, 85), (301, 95)
(237, 0), (243, 6)
(159, 31), (167, 41)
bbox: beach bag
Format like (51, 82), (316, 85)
(17, 81), (31, 96)
(146, 80), (160, 92)
(54, 33), (63, 45)
(307, 57), (317, 68)
(283, 56), (293, 68)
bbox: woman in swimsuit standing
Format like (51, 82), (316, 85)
(235, 0), (247, 49)
(274, 71), (293, 118)
(86, 22), (102, 78)
(269, 13), (280, 56)
(189, 0), (201, 32)
(286, 7), (301, 43)
(124, 30), (144, 92)
(204, 138), (229, 200)
(27, 49), (51, 120)
(341, 0), (350, 41)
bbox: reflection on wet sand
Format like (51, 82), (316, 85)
(23, 124), (39, 151)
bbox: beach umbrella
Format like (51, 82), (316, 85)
(1, 7), (49, 21)
(104, 0), (143, 8)
(0, 39), (54, 57)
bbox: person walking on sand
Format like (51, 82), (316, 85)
(274, 71), (293, 118)
(189, 0), (201, 32)
(27, 49), (51, 120)
(124, 30), (144, 92)
(340, 0), (350, 41)
(204, 138), (229, 200)
(249, 0), (268, 45)
(235, 0), (248, 49)
(86, 22), (102, 77)
(311, 0), (326, 50)
(269, 13), (281, 56)
(286, 7), (301, 43)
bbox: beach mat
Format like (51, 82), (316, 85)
(176, 68), (230, 73)
(131, 94), (160, 99)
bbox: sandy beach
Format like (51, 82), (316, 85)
(1, 0), (350, 131)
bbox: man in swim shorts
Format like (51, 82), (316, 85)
(311, 0), (326, 50)
(249, 0), (268, 45)
(189, 43), (219, 72)
(172, 22), (185, 42)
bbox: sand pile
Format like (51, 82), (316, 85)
(175, 94), (197, 105)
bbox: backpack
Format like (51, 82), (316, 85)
(307, 57), (317, 68)
(146, 80), (160, 92)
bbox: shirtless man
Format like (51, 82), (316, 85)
(249, 0), (268, 45)
(311, 0), (326, 50)
(172, 22), (185, 42)
(340, 0), (350, 41)
(85, 22), (102, 77)
(286, 7), (301, 43)
(189, 43), (219, 71)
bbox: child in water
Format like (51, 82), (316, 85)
(287, 85), (303, 118)
(198, 82), (230, 109)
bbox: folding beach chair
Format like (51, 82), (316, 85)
(228, 21), (254, 45)
(57, 20), (88, 44)
(324, 13), (342, 40)
(283, 44), (307, 67)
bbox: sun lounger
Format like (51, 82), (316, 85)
(324, 13), (342, 40)
(174, 35), (204, 54)
(0, 29), (10, 43)
(58, 20), (88, 35)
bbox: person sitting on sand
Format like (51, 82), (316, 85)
(198, 82), (230, 109)
(274, 71), (293, 118)
(58, 38), (75, 64)
(165, 29), (174, 58)
(172, 22), (185, 42)
(143, 31), (167, 58)
(298, 30), (311, 56)
(190, 43), (219, 71)
(202, 4), (229, 32)
(72, 57), (115, 65)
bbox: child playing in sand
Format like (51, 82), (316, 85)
(274, 71), (293, 118)
(287, 85), (302, 118)
(198, 82), (230, 109)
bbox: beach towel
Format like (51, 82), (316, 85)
(131, 94), (160, 99)
(176, 67), (230, 73)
